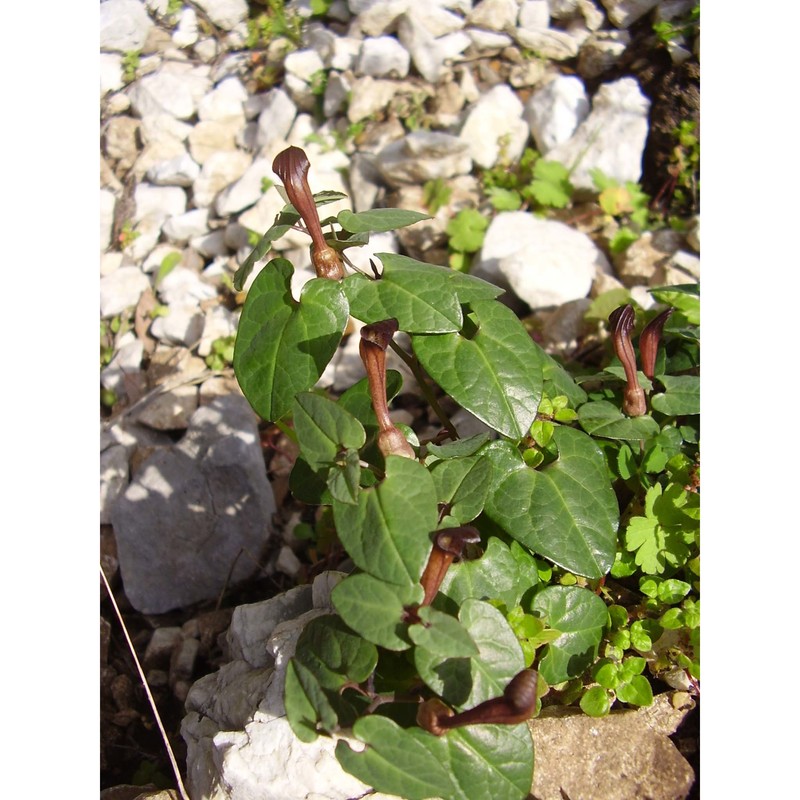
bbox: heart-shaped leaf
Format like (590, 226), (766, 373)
(333, 456), (439, 588)
(531, 585), (609, 684)
(338, 208), (431, 233)
(429, 454), (492, 524)
(577, 400), (660, 441)
(408, 606), (479, 658)
(440, 537), (539, 609)
(233, 258), (349, 421)
(336, 709), (533, 800)
(344, 254), (463, 333)
(415, 599), (524, 709)
(412, 300), (544, 440)
(484, 427), (618, 578)
(285, 614), (378, 742)
(293, 392), (366, 470)
(650, 375), (700, 415)
(331, 572), (421, 651)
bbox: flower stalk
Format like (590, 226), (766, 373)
(608, 304), (646, 416)
(639, 307), (674, 380)
(418, 526), (481, 607)
(359, 319), (415, 459)
(417, 669), (539, 736)
(272, 146), (344, 280)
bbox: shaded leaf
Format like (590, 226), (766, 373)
(577, 400), (660, 441)
(650, 375), (700, 415)
(338, 208), (431, 233)
(293, 392), (366, 470)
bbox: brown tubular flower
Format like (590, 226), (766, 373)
(418, 526), (481, 607)
(359, 319), (415, 459)
(271, 146), (344, 280)
(417, 669), (539, 736)
(608, 304), (646, 417)
(639, 307), (674, 381)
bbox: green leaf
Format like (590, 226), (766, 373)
(657, 578), (691, 605)
(338, 208), (431, 233)
(408, 606), (480, 658)
(487, 187), (523, 211)
(446, 208), (489, 253)
(593, 659), (620, 689)
(532, 586), (608, 684)
(528, 160), (573, 208)
(616, 674), (653, 706)
(327, 448), (362, 504)
(285, 615), (379, 741)
(650, 375), (700, 415)
(425, 433), (491, 460)
(331, 573), (421, 650)
(336, 715), (534, 800)
(430, 454), (492, 524)
(292, 392), (366, 470)
(649, 285), (699, 326)
(541, 352), (588, 408)
(344, 254), (463, 333)
(233, 217), (299, 291)
(577, 400), (660, 441)
(440, 537), (539, 610)
(580, 685), (611, 717)
(413, 300), (544, 440)
(233, 259), (349, 421)
(415, 600), (525, 710)
(333, 456), (438, 587)
(155, 250), (181, 288)
(484, 429), (618, 579)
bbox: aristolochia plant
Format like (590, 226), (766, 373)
(232, 146), (700, 800)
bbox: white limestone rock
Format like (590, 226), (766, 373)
(149, 303), (205, 346)
(139, 113), (193, 146)
(356, 36), (410, 79)
(172, 7), (199, 48)
(524, 75), (590, 154)
(100, 189), (116, 251)
(600, 0), (660, 28)
(519, 0), (551, 29)
(100, 266), (151, 317)
(190, 0), (248, 30)
(100, 0), (154, 53)
(467, 0), (519, 30)
(467, 28), (514, 51)
(475, 211), (611, 309)
(100, 53), (124, 96)
(375, 130), (472, 187)
(577, 30), (631, 79)
(198, 76), (248, 121)
(134, 184), (187, 222)
(215, 157), (276, 216)
(255, 88), (298, 149)
(188, 117), (244, 164)
(397, 11), (447, 84)
(192, 150), (253, 207)
(197, 305), (238, 358)
(513, 25), (580, 60)
(346, 75), (399, 123)
(111, 395), (277, 613)
(101, 338), (145, 400)
(157, 265), (218, 306)
(145, 151), (200, 187)
(459, 84), (529, 169)
(546, 77), (650, 193)
(127, 62), (212, 120)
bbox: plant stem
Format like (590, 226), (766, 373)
(388, 340), (458, 440)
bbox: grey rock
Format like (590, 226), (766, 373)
(100, 0), (154, 53)
(375, 130), (472, 187)
(100, 444), (130, 525)
(613, 228), (683, 287)
(101, 338), (146, 403)
(227, 584), (314, 668)
(135, 382), (200, 430)
(476, 211), (611, 309)
(546, 77), (650, 193)
(144, 627), (184, 670)
(111, 395), (276, 613)
(577, 30), (631, 79)
(525, 75), (589, 154)
(323, 71), (352, 118)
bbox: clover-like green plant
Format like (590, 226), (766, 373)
(232, 147), (700, 800)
